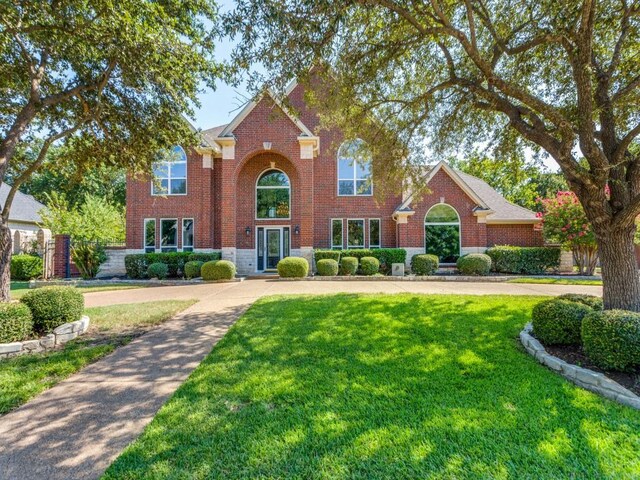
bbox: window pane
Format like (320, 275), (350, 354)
(426, 204), (459, 223)
(182, 219), (194, 248)
(171, 145), (187, 161)
(145, 220), (155, 248)
(338, 158), (353, 179)
(258, 171), (289, 186)
(347, 220), (364, 247)
(257, 188), (290, 218)
(338, 180), (354, 195)
(369, 219), (380, 247)
(170, 179), (186, 194)
(170, 162), (186, 178)
(425, 225), (460, 263)
(153, 163), (169, 179)
(160, 220), (177, 247)
(332, 220), (343, 248)
(356, 180), (372, 195)
(355, 160), (370, 179)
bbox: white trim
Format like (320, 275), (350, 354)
(255, 168), (291, 221)
(255, 225), (290, 272)
(159, 218), (178, 251)
(151, 146), (188, 197)
(330, 218), (343, 249)
(182, 218), (194, 251)
(368, 218), (381, 248)
(346, 218), (366, 248)
(143, 218), (156, 252)
(423, 204), (462, 260)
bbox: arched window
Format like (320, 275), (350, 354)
(337, 139), (372, 196)
(152, 145), (187, 195)
(256, 169), (290, 219)
(425, 204), (460, 263)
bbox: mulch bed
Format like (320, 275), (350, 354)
(543, 343), (640, 396)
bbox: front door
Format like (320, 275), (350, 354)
(257, 227), (291, 271)
(265, 229), (281, 270)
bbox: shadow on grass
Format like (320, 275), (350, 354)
(104, 294), (640, 479)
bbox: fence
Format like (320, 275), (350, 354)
(49, 235), (127, 279)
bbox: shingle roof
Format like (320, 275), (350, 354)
(200, 124), (227, 147)
(0, 183), (44, 224)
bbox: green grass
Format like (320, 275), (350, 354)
(104, 294), (640, 480)
(0, 299), (196, 415)
(508, 277), (603, 286)
(9, 281), (143, 299)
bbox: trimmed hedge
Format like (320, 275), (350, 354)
(201, 260), (236, 281)
(147, 262), (169, 280)
(582, 310), (640, 370)
(485, 246), (561, 274)
(339, 257), (358, 276)
(0, 303), (33, 343)
(184, 261), (204, 279)
(557, 293), (603, 311)
(532, 298), (593, 345)
(360, 256), (380, 275)
(200, 260), (219, 281)
(277, 257), (309, 278)
(187, 252), (222, 263)
(21, 286), (84, 333)
(457, 254), (492, 276)
(10, 254), (43, 281)
(314, 250), (342, 262)
(316, 259), (339, 276)
(125, 252), (221, 279)
(314, 248), (406, 275)
(411, 254), (439, 275)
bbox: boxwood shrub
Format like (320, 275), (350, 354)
(314, 250), (341, 263)
(315, 248), (406, 275)
(10, 254), (43, 281)
(360, 256), (380, 275)
(21, 286), (84, 333)
(187, 252), (222, 263)
(557, 293), (603, 311)
(204, 260), (236, 281)
(184, 261), (204, 279)
(582, 310), (640, 370)
(200, 260), (219, 281)
(0, 303), (33, 343)
(485, 246), (561, 274)
(532, 298), (593, 345)
(339, 257), (358, 276)
(411, 254), (439, 275)
(147, 262), (168, 280)
(124, 252), (197, 278)
(456, 254), (492, 276)
(316, 259), (339, 276)
(277, 257), (309, 278)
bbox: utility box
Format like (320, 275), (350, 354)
(392, 263), (405, 277)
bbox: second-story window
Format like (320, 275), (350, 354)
(152, 145), (187, 195)
(337, 139), (372, 196)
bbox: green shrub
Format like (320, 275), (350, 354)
(10, 254), (43, 281)
(124, 252), (193, 278)
(184, 261), (204, 279)
(124, 254), (147, 279)
(557, 293), (603, 311)
(485, 246), (561, 274)
(71, 241), (107, 279)
(360, 256), (380, 275)
(277, 257), (309, 278)
(147, 262), (169, 280)
(582, 310), (640, 370)
(339, 257), (358, 276)
(316, 259), (339, 276)
(204, 260), (236, 281)
(314, 250), (341, 262)
(411, 254), (439, 275)
(200, 261), (219, 281)
(21, 286), (84, 333)
(0, 303), (33, 343)
(457, 254), (492, 276)
(336, 248), (406, 275)
(532, 298), (593, 345)
(187, 252), (222, 263)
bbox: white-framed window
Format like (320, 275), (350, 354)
(424, 204), (461, 263)
(256, 169), (291, 219)
(152, 145), (187, 195)
(160, 218), (178, 252)
(144, 219), (156, 253)
(331, 219), (343, 249)
(182, 218), (194, 252)
(337, 139), (373, 196)
(369, 219), (381, 248)
(347, 219), (365, 247)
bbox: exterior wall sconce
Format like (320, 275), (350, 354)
(245, 226), (251, 236)
(294, 225), (300, 235)
(263, 141), (272, 150)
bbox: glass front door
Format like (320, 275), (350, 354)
(265, 229), (281, 270)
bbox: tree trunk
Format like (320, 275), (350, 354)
(598, 224), (640, 311)
(0, 220), (11, 302)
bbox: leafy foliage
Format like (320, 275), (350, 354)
(21, 287), (84, 334)
(359, 256), (380, 276)
(202, 260), (236, 281)
(124, 252), (194, 279)
(411, 254), (439, 275)
(339, 257), (358, 276)
(557, 294), (604, 311)
(186, 253), (222, 263)
(277, 257), (309, 278)
(71, 241), (107, 280)
(316, 259), (338, 276)
(0, 303), (33, 343)
(147, 262), (169, 280)
(582, 310), (640, 371)
(456, 254), (492, 276)
(485, 246), (561, 275)
(314, 250), (342, 262)
(532, 299), (594, 345)
(10, 254), (43, 281)
(184, 261), (204, 280)
(316, 248), (406, 275)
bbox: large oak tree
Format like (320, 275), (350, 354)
(0, 0), (221, 300)
(222, 0), (640, 310)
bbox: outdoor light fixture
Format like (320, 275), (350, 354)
(263, 141), (272, 150)
(245, 226), (251, 236)
(294, 225), (300, 235)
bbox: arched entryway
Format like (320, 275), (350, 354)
(424, 203), (461, 263)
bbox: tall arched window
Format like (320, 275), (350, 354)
(337, 139), (372, 196)
(256, 169), (290, 219)
(152, 145), (187, 195)
(425, 204), (460, 263)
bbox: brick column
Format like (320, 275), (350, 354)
(53, 234), (71, 279)
(218, 139), (237, 263)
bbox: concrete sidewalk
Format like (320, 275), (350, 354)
(0, 279), (602, 479)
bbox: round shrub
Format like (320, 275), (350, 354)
(411, 254), (439, 275)
(277, 257), (309, 278)
(532, 298), (593, 345)
(557, 293), (603, 311)
(582, 310), (640, 370)
(147, 262), (168, 280)
(316, 259), (339, 276)
(456, 254), (492, 276)
(21, 286), (84, 333)
(10, 254), (43, 281)
(0, 303), (33, 343)
(360, 256), (380, 276)
(184, 260), (204, 279)
(202, 260), (236, 281)
(339, 256), (358, 276)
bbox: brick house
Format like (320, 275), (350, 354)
(125, 81), (542, 274)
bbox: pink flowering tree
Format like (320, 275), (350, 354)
(539, 192), (598, 275)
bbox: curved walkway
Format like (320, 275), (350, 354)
(0, 279), (602, 480)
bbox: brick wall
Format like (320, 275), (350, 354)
(486, 224), (543, 247)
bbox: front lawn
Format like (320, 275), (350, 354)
(104, 294), (640, 479)
(0, 299), (196, 414)
(9, 281), (143, 300)
(508, 277), (603, 286)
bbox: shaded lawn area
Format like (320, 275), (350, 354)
(104, 294), (640, 480)
(508, 277), (602, 286)
(0, 299), (196, 414)
(9, 281), (143, 300)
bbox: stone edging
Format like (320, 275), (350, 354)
(279, 275), (518, 282)
(30, 278), (243, 288)
(0, 315), (90, 359)
(520, 322), (639, 410)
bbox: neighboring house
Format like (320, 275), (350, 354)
(0, 183), (44, 233)
(126, 80), (542, 274)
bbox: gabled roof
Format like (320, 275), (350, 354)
(201, 124), (227, 147)
(0, 183), (44, 224)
